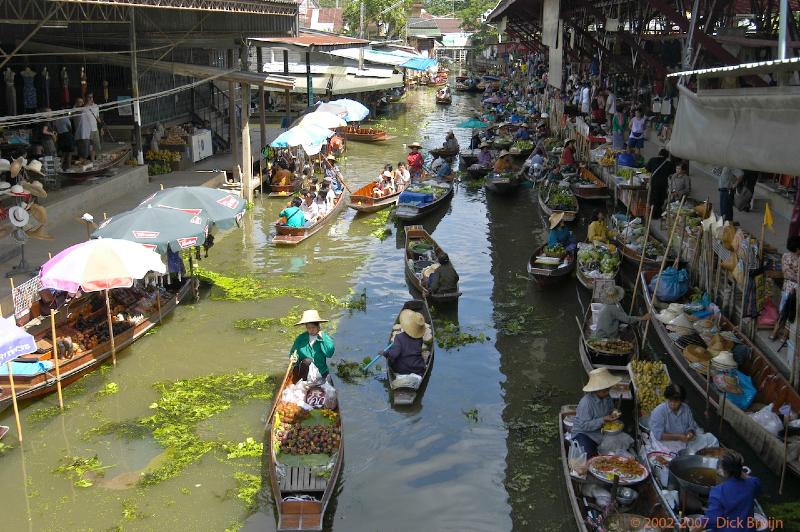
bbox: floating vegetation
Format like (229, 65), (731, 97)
(233, 472), (261, 510)
(363, 207), (395, 240)
(0, 442), (14, 454)
(224, 437), (263, 460)
(121, 499), (147, 521)
(463, 408), (480, 422)
(767, 502), (800, 527)
(53, 455), (112, 487)
(82, 420), (150, 441)
(143, 326), (160, 337)
(333, 357), (377, 384)
(341, 288), (367, 312)
(494, 305), (537, 336)
(95, 382), (119, 398)
(30, 403), (73, 423)
(234, 307), (302, 332)
(436, 321), (488, 350)
(224, 521), (244, 532)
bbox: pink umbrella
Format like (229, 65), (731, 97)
(40, 239), (166, 364)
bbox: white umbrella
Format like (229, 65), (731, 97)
(331, 98), (370, 121)
(302, 111), (347, 129)
(316, 102), (348, 118)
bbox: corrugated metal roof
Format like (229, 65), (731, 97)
(252, 35), (369, 50)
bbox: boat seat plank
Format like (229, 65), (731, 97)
(280, 466), (327, 492)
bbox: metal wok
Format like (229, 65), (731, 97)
(668, 454), (721, 497)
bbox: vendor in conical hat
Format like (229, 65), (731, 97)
(289, 309), (335, 380)
(572, 368), (622, 457)
(382, 309), (428, 377)
(593, 284), (649, 340)
(547, 212), (576, 252)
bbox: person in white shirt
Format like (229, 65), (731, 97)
(85, 93), (102, 159)
(395, 161), (411, 189)
(431, 155), (446, 173)
(300, 192), (320, 225)
(313, 187), (329, 216)
(605, 89), (616, 127)
(580, 83), (591, 115)
(72, 97), (91, 161)
(322, 180), (336, 211)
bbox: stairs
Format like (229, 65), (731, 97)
(191, 81), (242, 153)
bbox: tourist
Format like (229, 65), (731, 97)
(572, 368), (622, 457)
(395, 161), (411, 188)
(53, 106), (75, 171)
(300, 191), (321, 223)
(322, 179), (337, 211)
(668, 162), (692, 202)
(580, 82), (591, 116)
(771, 236), (800, 341)
(645, 149), (676, 219)
(407, 142), (424, 179)
(443, 130), (459, 152)
(426, 253), (459, 296)
(493, 150), (514, 173)
(547, 212), (575, 250)
(383, 309), (427, 376)
(593, 284), (649, 340)
(610, 106), (627, 150)
(714, 166), (743, 222)
(278, 197), (305, 228)
(477, 143), (494, 168)
(628, 108), (646, 155)
(289, 309), (335, 380)
(586, 210), (612, 243)
(383, 168), (396, 194)
(85, 93), (102, 158)
(697, 450), (761, 532)
(605, 88), (617, 127)
(72, 97), (91, 162)
(314, 185), (329, 215)
(649, 384), (718, 453)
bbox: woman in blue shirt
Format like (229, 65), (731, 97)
(547, 212), (575, 251)
(700, 450), (761, 532)
(278, 197), (305, 228)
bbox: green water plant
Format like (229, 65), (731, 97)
(463, 408), (480, 422)
(95, 382), (119, 398)
(233, 472), (261, 510)
(0, 441), (14, 454)
(53, 455), (112, 487)
(224, 437), (263, 460)
(436, 321), (488, 350)
(121, 499), (146, 521)
(333, 357), (378, 384)
(82, 420), (150, 441)
(364, 207), (395, 240)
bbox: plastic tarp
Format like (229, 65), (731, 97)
(401, 58), (438, 71)
(398, 191), (433, 205)
(668, 84), (800, 175)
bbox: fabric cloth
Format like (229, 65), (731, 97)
(385, 331), (426, 376)
(668, 172), (692, 200)
(430, 262), (459, 294)
(561, 147), (575, 166)
(436, 162), (452, 178)
(703, 476), (761, 531)
(649, 401), (700, 441)
(781, 252), (799, 294)
(587, 220), (610, 243)
(548, 227), (573, 247)
(279, 206), (305, 228)
(21, 70), (36, 110)
(300, 200), (319, 222)
(290, 331), (335, 376)
(478, 151), (493, 166)
(593, 304), (637, 339)
(572, 392), (614, 444)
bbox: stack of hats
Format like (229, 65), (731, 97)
(656, 303), (685, 324)
(682, 344), (714, 375)
(666, 313), (694, 336)
(707, 334), (734, 356)
(710, 350), (742, 393)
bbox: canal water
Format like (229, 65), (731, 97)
(0, 89), (796, 532)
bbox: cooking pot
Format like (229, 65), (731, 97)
(668, 454), (721, 497)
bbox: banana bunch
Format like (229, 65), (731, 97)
(631, 360), (670, 414)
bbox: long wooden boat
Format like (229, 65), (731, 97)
(614, 237), (663, 268)
(347, 181), (404, 213)
(266, 364), (343, 531)
(335, 126), (387, 142)
(640, 269), (800, 477)
(269, 184), (297, 198)
(484, 173), (521, 195)
(571, 167), (611, 201)
(404, 225), (461, 303)
(60, 144), (131, 182)
(429, 147), (459, 159)
(273, 186), (347, 246)
(577, 305), (637, 400)
(0, 279), (192, 412)
(527, 244), (575, 286)
(576, 245), (621, 291)
(386, 300), (435, 406)
(435, 94), (452, 105)
(395, 181), (453, 222)
(537, 187), (578, 222)
(559, 405), (671, 532)
(465, 166), (490, 180)
(459, 149), (479, 166)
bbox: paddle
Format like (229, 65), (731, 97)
(362, 343), (394, 370)
(322, 158), (352, 194)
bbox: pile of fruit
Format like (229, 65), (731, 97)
(547, 187), (577, 210)
(630, 360), (670, 414)
(578, 246), (620, 275)
(275, 424), (341, 455)
(145, 150), (181, 163)
(512, 139), (533, 152)
(160, 126), (188, 146)
(599, 148), (619, 167)
(276, 401), (310, 424)
(408, 184), (448, 199)
(617, 167), (635, 180)
(544, 244), (566, 258)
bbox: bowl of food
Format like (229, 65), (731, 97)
(615, 486), (639, 506)
(602, 420), (624, 435)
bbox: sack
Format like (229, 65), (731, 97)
(724, 371), (756, 410)
(734, 187), (753, 211)
(649, 267), (689, 302)
(749, 403), (783, 436)
(321, 381), (337, 410)
(568, 439), (588, 476)
(757, 300), (779, 328)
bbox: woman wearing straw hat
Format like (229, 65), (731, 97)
(383, 309), (427, 376)
(407, 142), (424, 179)
(593, 284), (649, 340)
(289, 310), (335, 380)
(547, 212), (575, 251)
(648, 383), (718, 454)
(493, 150), (514, 173)
(572, 368), (622, 457)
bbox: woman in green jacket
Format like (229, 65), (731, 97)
(289, 309), (335, 379)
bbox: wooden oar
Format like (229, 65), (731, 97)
(628, 205), (654, 316)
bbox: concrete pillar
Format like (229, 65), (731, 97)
(227, 49), (239, 178)
(257, 46), (267, 153)
(283, 49), (290, 126)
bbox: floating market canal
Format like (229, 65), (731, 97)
(1, 88), (798, 532)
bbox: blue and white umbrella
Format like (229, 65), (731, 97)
(331, 98), (370, 122)
(0, 316), (36, 366)
(270, 124), (334, 148)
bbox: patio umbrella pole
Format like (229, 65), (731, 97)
(6, 362), (22, 442)
(105, 289), (117, 365)
(49, 309), (64, 410)
(156, 289), (163, 323)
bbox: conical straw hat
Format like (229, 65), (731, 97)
(399, 309), (426, 339)
(295, 309), (328, 325)
(582, 367), (622, 392)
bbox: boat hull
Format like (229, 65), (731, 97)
(273, 189), (347, 246)
(387, 300), (435, 406)
(404, 225), (461, 304)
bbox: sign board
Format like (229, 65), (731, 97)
(542, 0), (560, 48)
(548, 31), (563, 89)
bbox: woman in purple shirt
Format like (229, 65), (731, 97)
(699, 450), (761, 531)
(384, 309), (427, 376)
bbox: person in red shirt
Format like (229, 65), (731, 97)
(407, 142), (424, 179)
(560, 139), (576, 167)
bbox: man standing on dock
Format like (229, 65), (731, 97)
(713, 166), (743, 222)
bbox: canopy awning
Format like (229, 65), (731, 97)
(401, 58), (438, 71)
(330, 74), (404, 95)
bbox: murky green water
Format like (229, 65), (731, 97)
(1, 89), (797, 532)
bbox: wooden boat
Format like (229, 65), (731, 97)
(465, 166), (490, 180)
(404, 225), (461, 304)
(615, 237), (670, 269)
(577, 304), (638, 400)
(576, 245), (621, 291)
(335, 126), (387, 142)
(269, 184), (296, 198)
(429, 147), (458, 159)
(266, 364), (343, 531)
(537, 186), (578, 222)
(559, 405), (671, 532)
(435, 93), (452, 105)
(386, 300), (435, 406)
(484, 172), (521, 194)
(273, 185), (347, 246)
(459, 149), (479, 166)
(395, 180), (453, 222)
(571, 167), (611, 201)
(60, 143), (131, 182)
(640, 269), (800, 477)
(347, 181), (404, 213)
(0, 279), (192, 412)
(527, 243), (575, 286)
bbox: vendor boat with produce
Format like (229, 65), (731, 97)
(266, 310), (342, 531)
(394, 180), (453, 222)
(570, 166), (611, 202)
(640, 269), (800, 478)
(538, 181), (578, 222)
(404, 226), (460, 304)
(528, 213), (576, 285)
(381, 300), (436, 405)
(435, 86), (452, 105)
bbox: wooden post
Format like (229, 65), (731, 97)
(738, 241), (751, 328)
(6, 362), (22, 442)
(641, 196), (686, 349)
(629, 206), (654, 316)
(228, 50), (239, 174)
(718, 390), (727, 437)
(50, 309), (64, 410)
(241, 81), (253, 204)
(156, 290), (162, 323)
(256, 46), (267, 152)
(104, 289), (117, 365)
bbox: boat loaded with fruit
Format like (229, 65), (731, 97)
(528, 241), (575, 285)
(538, 182), (578, 222)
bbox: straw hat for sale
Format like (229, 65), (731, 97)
(9, 184), (26, 197)
(8, 206), (29, 228)
(711, 351), (737, 369)
(27, 203), (48, 226)
(399, 309), (426, 339)
(409, 142), (422, 149)
(600, 284), (625, 305)
(549, 212), (565, 230)
(683, 344), (714, 364)
(21, 180), (46, 198)
(583, 367), (622, 393)
(25, 159), (44, 176)
(498, 149), (510, 158)
(656, 308), (680, 323)
(9, 157), (25, 178)
(26, 225), (54, 241)
(0, 158), (10, 173)
(666, 314), (693, 335)
(707, 334), (734, 355)
(0, 181), (10, 193)
(295, 309), (328, 325)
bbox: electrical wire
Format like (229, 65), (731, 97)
(2, 44), (175, 58)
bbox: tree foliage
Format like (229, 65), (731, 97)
(456, 0), (497, 51)
(343, 0), (410, 39)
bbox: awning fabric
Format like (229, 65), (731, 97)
(265, 75), (330, 93)
(668, 84), (800, 176)
(401, 58), (438, 71)
(330, 74), (404, 95)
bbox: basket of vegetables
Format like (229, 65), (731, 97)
(545, 244), (566, 259)
(546, 187), (577, 210)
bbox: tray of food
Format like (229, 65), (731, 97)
(586, 338), (633, 355)
(588, 454), (648, 485)
(601, 420), (624, 435)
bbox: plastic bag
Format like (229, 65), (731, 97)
(649, 267), (689, 302)
(725, 371), (756, 410)
(757, 300), (779, 328)
(568, 439), (588, 476)
(306, 362), (324, 385)
(749, 403), (783, 436)
(321, 381), (337, 410)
